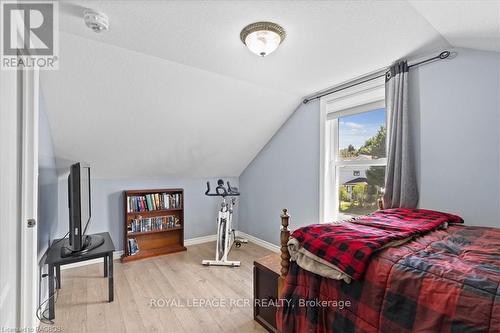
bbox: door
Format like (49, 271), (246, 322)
(0, 61), (22, 331)
(0, 68), (39, 329)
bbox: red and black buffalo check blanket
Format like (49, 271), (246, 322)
(291, 208), (463, 280)
(277, 225), (500, 333)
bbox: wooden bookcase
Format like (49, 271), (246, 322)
(121, 188), (186, 262)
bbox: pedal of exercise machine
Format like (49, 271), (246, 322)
(234, 237), (248, 248)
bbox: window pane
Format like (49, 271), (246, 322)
(338, 108), (386, 161)
(338, 165), (385, 219)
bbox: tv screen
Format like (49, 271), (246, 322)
(68, 163), (91, 251)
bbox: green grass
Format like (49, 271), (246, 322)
(340, 201), (351, 211)
(339, 201), (377, 216)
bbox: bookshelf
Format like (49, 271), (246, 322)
(121, 188), (186, 262)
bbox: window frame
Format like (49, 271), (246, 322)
(319, 78), (386, 222)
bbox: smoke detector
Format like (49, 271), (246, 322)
(84, 10), (109, 33)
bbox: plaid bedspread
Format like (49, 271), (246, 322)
(291, 208), (463, 280)
(277, 225), (500, 333)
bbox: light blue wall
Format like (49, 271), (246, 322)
(410, 48), (500, 227)
(239, 100), (320, 245)
(38, 93), (58, 257)
(37, 92), (59, 312)
(238, 48), (500, 246)
(45, 48), (500, 253)
(56, 177), (239, 250)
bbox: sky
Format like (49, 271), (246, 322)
(338, 108), (386, 150)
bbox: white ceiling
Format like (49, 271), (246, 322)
(409, 0), (500, 52)
(41, 32), (298, 178)
(40, 0), (498, 178)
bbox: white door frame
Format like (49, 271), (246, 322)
(0, 59), (22, 331)
(19, 68), (40, 329)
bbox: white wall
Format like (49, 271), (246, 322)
(56, 176), (239, 250)
(410, 48), (500, 227)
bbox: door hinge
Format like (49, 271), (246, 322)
(27, 218), (36, 228)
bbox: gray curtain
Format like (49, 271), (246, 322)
(383, 61), (418, 209)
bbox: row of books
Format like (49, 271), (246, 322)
(127, 238), (140, 255)
(126, 193), (182, 213)
(127, 215), (180, 234)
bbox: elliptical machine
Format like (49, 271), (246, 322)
(202, 179), (247, 267)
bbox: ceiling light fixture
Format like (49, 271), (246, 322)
(240, 22), (286, 57)
(84, 10), (109, 33)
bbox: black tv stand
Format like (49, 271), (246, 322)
(60, 234), (105, 258)
(46, 232), (115, 320)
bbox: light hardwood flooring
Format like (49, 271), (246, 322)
(41, 241), (272, 333)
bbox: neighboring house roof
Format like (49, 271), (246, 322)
(356, 154), (373, 160)
(343, 177), (368, 185)
(342, 154), (373, 161)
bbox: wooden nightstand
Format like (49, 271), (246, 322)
(254, 253), (281, 333)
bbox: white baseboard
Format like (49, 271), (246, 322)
(236, 231), (280, 253)
(60, 234), (217, 270)
(59, 232), (279, 270)
(184, 234), (217, 246)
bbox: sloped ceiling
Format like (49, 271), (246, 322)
(409, 0), (500, 52)
(40, 0), (461, 178)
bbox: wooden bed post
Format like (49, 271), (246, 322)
(278, 209), (291, 293)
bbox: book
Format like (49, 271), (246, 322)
(128, 215), (179, 234)
(155, 193), (160, 210)
(128, 237), (139, 255)
(127, 192), (182, 212)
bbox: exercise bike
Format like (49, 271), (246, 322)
(202, 179), (247, 267)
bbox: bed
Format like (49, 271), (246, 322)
(275, 208), (500, 333)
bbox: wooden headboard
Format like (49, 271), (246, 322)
(278, 209), (290, 292)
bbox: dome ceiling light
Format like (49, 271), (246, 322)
(240, 22), (286, 57)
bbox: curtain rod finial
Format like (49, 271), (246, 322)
(440, 51), (451, 59)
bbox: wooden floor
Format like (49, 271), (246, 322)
(41, 241), (272, 333)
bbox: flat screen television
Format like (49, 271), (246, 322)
(61, 162), (104, 257)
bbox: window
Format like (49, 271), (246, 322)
(320, 79), (386, 221)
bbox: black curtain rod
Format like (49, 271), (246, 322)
(302, 50), (451, 104)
